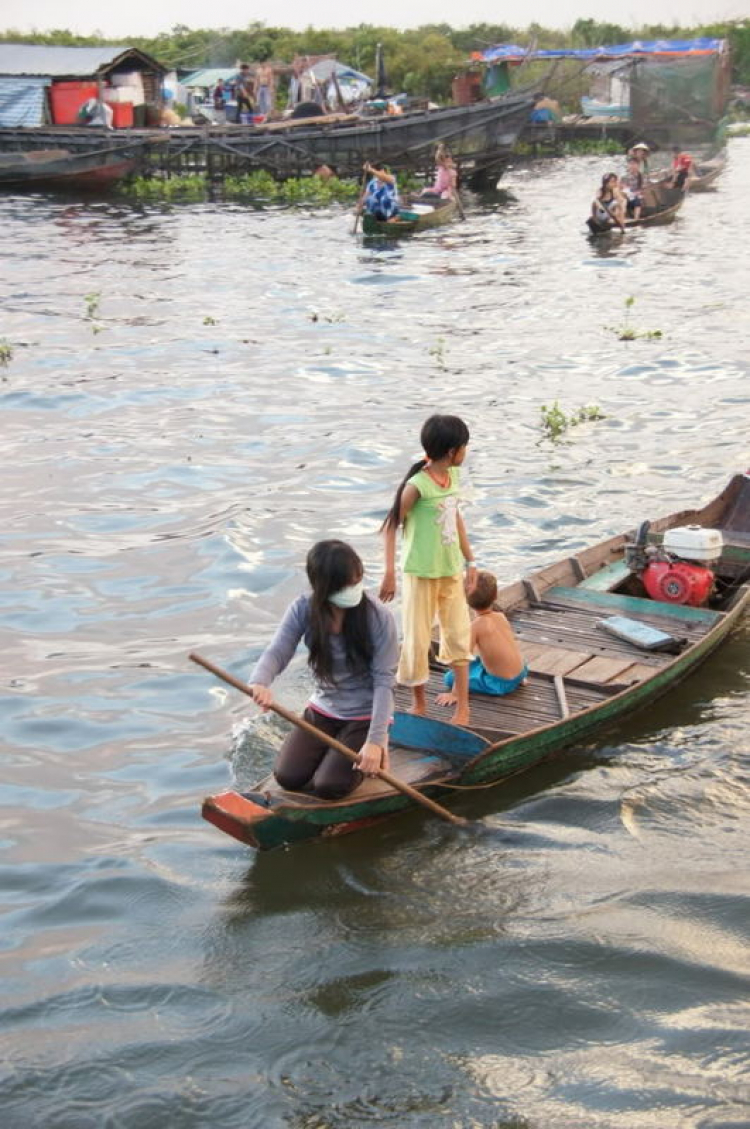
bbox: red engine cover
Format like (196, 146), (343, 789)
(642, 561), (714, 607)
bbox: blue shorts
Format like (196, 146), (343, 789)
(444, 657), (528, 697)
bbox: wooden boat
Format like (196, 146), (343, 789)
(0, 141), (148, 189)
(689, 151), (726, 191)
(361, 197), (458, 238)
(586, 183), (684, 236)
(202, 473), (750, 852)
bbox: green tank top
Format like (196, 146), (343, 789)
(402, 467), (463, 578)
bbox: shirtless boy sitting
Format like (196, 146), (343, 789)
(437, 570), (527, 705)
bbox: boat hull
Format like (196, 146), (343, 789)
(0, 143), (148, 189)
(586, 183), (684, 236)
(202, 474), (750, 852)
(361, 198), (458, 237)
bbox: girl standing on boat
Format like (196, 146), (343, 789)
(380, 415), (477, 727)
(248, 540), (398, 800)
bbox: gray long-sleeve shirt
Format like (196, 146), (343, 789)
(249, 593), (398, 747)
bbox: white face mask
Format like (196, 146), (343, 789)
(329, 581), (364, 609)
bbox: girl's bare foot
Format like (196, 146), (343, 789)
(450, 708), (470, 727)
(435, 691), (457, 707)
(409, 685), (427, 716)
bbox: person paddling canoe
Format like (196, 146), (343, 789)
(248, 540), (398, 799)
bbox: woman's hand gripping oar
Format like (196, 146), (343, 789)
(190, 651), (468, 827)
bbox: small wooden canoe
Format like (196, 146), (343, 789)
(361, 197), (458, 237)
(689, 151), (726, 192)
(202, 473), (750, 851)
(586, 183), (684, 236)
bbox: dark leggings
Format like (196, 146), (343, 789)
(274, 708), (369, 800)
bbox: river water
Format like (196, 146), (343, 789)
(1, 143), (749, 1128)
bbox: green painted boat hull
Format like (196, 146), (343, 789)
(201, 474), (750, 851)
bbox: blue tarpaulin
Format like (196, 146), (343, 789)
(0, 77), (49, 127)
(478, 38), (726, 63)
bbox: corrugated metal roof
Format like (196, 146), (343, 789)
(0, 76), (48, 126)
(0, 44), (150, 77)
(181, 67), (238, 89)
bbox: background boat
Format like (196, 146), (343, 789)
(361, 197), (458, 237)
(0, 139), (152, 189)
(587, 182), (684, 235)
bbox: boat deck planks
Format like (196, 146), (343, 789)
(394, 667), (617, 740)
(255, 743), (454, 807)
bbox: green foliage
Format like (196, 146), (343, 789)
(84, 291), (100, 319)
(122, 171), (360, 205)
(428, 336), (447, 369)
(607, 296), (664, 341)
(540, 401), (607, 442)
(2, 17), (748, 96)
(0, 339), (13, 367)
(203, 315), (217, 325)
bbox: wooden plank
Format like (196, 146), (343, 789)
(572, 655), (639, 683)
(614, 662), (657, 684)
(578, 558), (630, 591)
(546, 585), (721, 626)
(521, 643), (593, 676)
(554, 675), (570, 717)
(524, 578), (542, 604)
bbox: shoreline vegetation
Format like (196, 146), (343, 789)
(1, 20), (748, 109)
(121, 139), (628, 203)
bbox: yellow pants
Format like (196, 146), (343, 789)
(397, 573), (472, 687)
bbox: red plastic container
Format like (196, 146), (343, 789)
(50, 81), (98, 125)
(111, 102), (134, 128)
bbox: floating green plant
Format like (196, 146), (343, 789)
(428, 336), (447, 369)
(607, 296), (663, 341)
(203, 315), (217, 326)
(0, 339), (13, 367)
(123, 171), (361, 205)
(540, 401), (607, 442)
(84, 291), (100, 319)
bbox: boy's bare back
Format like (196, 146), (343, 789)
(472, 610), (524, 679)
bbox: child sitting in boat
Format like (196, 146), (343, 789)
(437, 570), (527, 705)
(420, 144), (457, 201)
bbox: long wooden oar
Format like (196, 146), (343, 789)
(351, 168), (368, 236)
(190, 651), (467, 827)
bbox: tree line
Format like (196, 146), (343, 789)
(1, 19), (748, 104)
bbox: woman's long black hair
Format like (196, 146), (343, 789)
(381, 414), (470, 533)
(306, 540), (373, 685)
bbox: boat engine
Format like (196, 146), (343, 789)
(624, 522), (722, 607)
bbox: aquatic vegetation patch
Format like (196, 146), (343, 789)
(0, 339), (13, 367)
(123, 171), (361, 205)
(607, 296), (663, 341)
(540, 401), (607, 442)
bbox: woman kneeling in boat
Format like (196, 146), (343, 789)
(248, 540), (398, 799)
(361, 161), (401, 222)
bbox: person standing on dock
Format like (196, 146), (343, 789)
(254, 58), (276, 117)
(234, 63), (255, 122)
